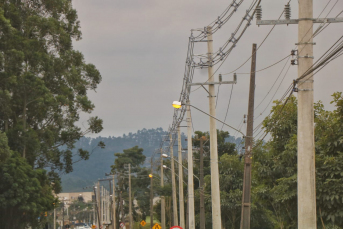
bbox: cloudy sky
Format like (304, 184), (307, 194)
(71, 0), (343, 139)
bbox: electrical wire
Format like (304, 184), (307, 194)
(221, 84), (234, 131)
(222, 0), (292, 77)
(254, 56), (291, 111)
(191, 0), (262, 93)
(254, 61), (292, 121)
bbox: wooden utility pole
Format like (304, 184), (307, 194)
(186, 99), (195, 229)
(199, 136), (205, 229)
(161, 149), (166, 229)
(129, 164), (132, 229)
(150, 158), (154, 228)
(240, 43), (257, 229)
(178, 127), (185, 228)
(206, 26), (222, 229)
(170, 133), (178, 226)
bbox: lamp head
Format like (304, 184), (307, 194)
(172, 101), (182, 109)
(162, 165), (168, 169)
(162, 153), (169, 158)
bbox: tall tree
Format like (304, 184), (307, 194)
(111, 146), (148, 225)
(0, 0), (103, 189)
(253, 94), (343, 228)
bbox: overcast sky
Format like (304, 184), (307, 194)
(71, 0), (343, 139)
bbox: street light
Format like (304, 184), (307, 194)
(162, 154), (187, 171)
(162, 165), (187, 185)
(162, 154), (200, 183)
(172, 101), (182, 109)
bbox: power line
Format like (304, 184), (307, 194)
(222, 0), (292, 76)
(254, 61), (292, 122)
(191, 0), (262, 93)
(221, 84), (234, 131)
(254, 56), (291, 111)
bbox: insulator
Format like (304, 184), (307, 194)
(233, 73), (237, 83)
(256, 5), (262, 20)
(291, 50), (296, 56)
(219, 74), (222, 82)
(284, 4), (291, 20)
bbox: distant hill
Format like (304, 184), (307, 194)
(60, 128), (242, 192)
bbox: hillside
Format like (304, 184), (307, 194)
(61, 127), (242, 192)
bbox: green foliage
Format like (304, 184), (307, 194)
(0, 131), (11, 163)
(0, 152), (56, 228)
(111, 146), (150, 225)
(193, 130), (241, 229)
(0, 0), (103, 180)
(0, 1), (103, 227)
(315, 92), (343, 227)
(253, 94), (343, 228)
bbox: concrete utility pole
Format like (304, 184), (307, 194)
(62, 202), (65, 229)
(240, 43), (257, 229)
(255, 1), (343, 227)
(97, 182), (101, 228)
(93, 203), (96, 226)
(186, 99), (195, 229)
(150, 158), (154, 228)
(170, 133), (178, 226)
(129, 164), (133, 229)
(161, 149), (166, 229)
(199, 136), (205, 229)
(297, 1), (316, 228)
(112, 175), (116, 229)
(120, 189), (124, 223)
(178, 127), (185, 228)
(206, 26), (222, 229)
(53, 208), (56, 229)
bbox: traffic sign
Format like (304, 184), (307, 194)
(170, 226), (183, 229)
(140, 220), (146, 226)
(120, 222), (125, 228)
(92, 225), (96, 229)
(152, 223), (161, 229)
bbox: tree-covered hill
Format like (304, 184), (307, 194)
(61, 127), (178, 192)
(61, 127), (242, 192)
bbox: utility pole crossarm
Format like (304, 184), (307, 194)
(257, 17), (343, 25)
(188, 80), (236, 86)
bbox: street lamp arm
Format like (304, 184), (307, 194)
(184, 103), (246, 137)
(171, 157), (200, 183)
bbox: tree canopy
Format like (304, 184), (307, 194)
(0, 0), (103, 227)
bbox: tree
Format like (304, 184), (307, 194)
(253, 96), (298, 229)
(111, 146), (148, 225)
(253, 94), (343, 228)
(315, 92), (343, 228)
(0, 152), (56, 228)
(0, 1), (103, 227)
(0, 0), (103, 184)
(192, 130), (241, 229)
(0, 131), (10, 163)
